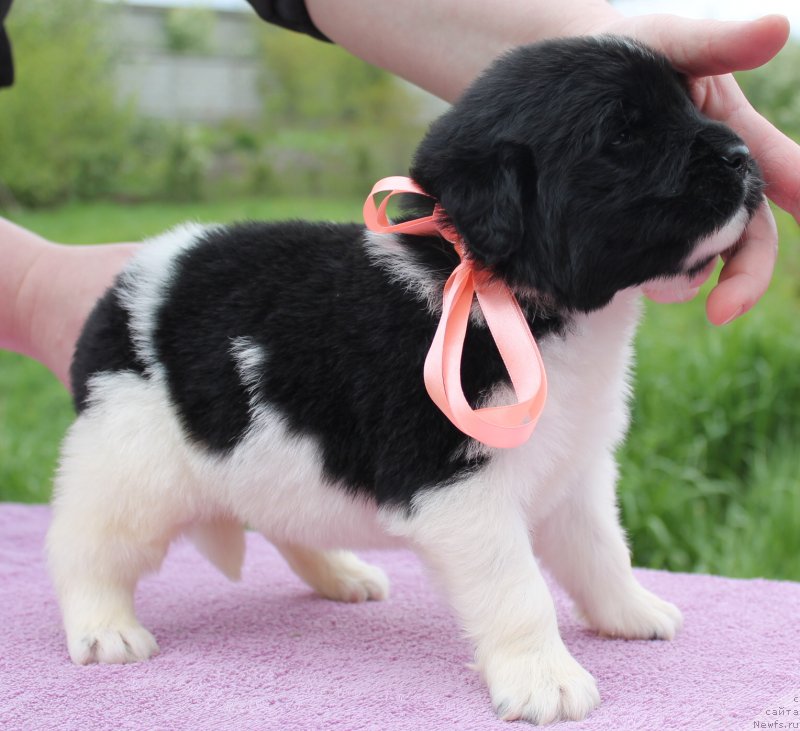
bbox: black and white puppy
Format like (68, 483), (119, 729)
(49, 36), (762, 724)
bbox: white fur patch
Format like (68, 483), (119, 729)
(682, 205), (750, 270)
(362, 230), (443, 314)
(117, 222), (216, 378)
(363, 229), (490, 326)
(229, 335), (267, 410)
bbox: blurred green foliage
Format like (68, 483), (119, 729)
(233, 25), (426, 197)
(257, 26), (421, 128)
(163, 7), (216, 55)
(617, 208), (800, 579)
(0, 1), (425, 209)
(0, 0), (135, 207)
(736, 40), (800, 142)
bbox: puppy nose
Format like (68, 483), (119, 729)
(721, 143), (750, 171)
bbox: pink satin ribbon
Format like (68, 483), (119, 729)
(363, 176), (547, 449)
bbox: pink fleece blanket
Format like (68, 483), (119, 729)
(1, 503), (798, 730)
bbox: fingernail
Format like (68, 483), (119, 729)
(721, 306), (745, 325)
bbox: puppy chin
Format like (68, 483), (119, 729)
(641, 205), (750, 304)
(641, 257), (716, 303)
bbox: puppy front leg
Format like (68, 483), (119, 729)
(387, 485), (599, 725)
(534, 450), (683, 640)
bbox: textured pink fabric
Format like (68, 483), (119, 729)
(2, 503), (799, 730)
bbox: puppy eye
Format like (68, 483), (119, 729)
(610, 128), (632, 147)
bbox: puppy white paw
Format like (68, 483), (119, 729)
(582, 585), (683, 640)
(67, 623), (159, 665)
(483, 641), (600, 725)
(318, 556), (390, 603)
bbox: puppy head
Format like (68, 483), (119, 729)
(410, 36), (763, 312)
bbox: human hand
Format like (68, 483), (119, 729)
(593, 14), (796, 325)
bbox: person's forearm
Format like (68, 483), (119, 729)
(0, 218), (50, 355)
(306, 0), (621, 102)
(0, 217), (140, 387)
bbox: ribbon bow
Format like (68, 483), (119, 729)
(363, 176), (547, 449)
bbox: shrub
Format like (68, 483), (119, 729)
(163, 7), (216, 55)
(254, 25), (426, 196)
(735, 40), (800, 142)
(0, 0), (134, 207)
(256, 26), (422, 129)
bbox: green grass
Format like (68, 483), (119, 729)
(7, 196), (365, 243)
(618, 209), (800, 580)
(1, 200), (799, 580)
(0, 354), (72, 503)
(620, 298), (800, 578)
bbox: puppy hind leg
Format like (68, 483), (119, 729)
(275, 543), (389, 603)
(534, 450), (683, 641)
(49, 468), (169, 664)
(48, 396), (190, 664)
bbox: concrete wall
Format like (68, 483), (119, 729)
(113, 4), (263, 122)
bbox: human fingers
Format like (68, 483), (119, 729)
(705, 199), (778, 325)
(603, 13), (790, 77)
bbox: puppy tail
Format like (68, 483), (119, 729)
(186, 518), (246, 581)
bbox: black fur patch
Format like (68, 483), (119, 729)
(71, 288), (146, 412)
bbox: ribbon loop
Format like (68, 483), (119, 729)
(364, 177), (547, 449)
(363, 177), (439, 237)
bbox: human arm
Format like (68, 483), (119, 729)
(0, 217), (139, 387)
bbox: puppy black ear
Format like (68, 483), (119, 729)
(414, 143), (535, 267)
